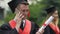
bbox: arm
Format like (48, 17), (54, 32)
(13, 8), (24, 32)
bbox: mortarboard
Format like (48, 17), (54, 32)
(8, 0), (29, 13)
(45, 6), (57, 14)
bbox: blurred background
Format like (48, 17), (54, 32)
(0, 0), (60, 28)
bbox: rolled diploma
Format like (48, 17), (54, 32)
(38, 16), (54, 32)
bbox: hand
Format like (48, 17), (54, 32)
(14, 8), (24, 32)
(36, 30), (44, 34)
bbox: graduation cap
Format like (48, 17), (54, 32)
(8, 0), (29, 13)
(45, 6), (60, 18)
(45, 6), (57, 14)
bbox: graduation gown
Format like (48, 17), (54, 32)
(43, 23), (60, 34)
(0, 19), (39, 34)
(0, 19), (56, 34)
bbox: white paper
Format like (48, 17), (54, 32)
(38, 16), (54, 32)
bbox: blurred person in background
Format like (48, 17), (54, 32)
(43, 6), (60, 34)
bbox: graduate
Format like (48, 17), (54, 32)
(43, 6), (60, 34)
(0, 0), (44, 34)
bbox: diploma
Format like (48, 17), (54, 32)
(38, 16), (54, 32)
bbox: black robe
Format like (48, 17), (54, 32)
(43, 26), (55, 34)
(0, 21), (39, 34)
(0, 21), (56, 34)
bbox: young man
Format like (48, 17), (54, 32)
(0, 0), (44, 34)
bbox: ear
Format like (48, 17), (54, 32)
(27, 11), (30, 17)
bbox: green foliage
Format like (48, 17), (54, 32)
(29, 1), (47, 26)
(0, 20), (4, 26)
(4, 11), (15, 23)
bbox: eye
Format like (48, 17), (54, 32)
(22, 10), (29, 12)
(22, 10), (25, 12)
(26, 10), (29, 12)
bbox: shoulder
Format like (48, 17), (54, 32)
(0, 23), (11, 30)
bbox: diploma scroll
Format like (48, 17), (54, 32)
(38, 16), (54, 32)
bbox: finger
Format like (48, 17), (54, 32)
(15, 12), (23, 20)
(36, 32), (41, 34)
(19, 11), (24, 18)
(17, 15), (24, 23)
(38, 31), (43, 34)
(16, 12), (22, 18)
(21, 15), (24, 19)
(19, 15), (24, 20)
(16, 8), (24, 17)
(17, 10), (23, 17)
(19, 13), (23, 18)
(19, 12), (22, 16)
(41, 29), (44, 33)
(15, 12), (20, 17)
(42, 30), (44, 33)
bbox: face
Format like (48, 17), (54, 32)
(52, 10), (58, 20)
(16, 4), (29, 17)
